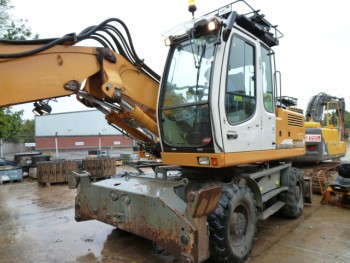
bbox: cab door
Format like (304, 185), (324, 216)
(219, 34), (276, 153)
(260, 44), (277, 150)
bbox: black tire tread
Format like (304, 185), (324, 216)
(280, 167), (304, 219)
(208, 184), (257, 263)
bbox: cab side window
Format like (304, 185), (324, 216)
(261, 46), (274, 113)
(226, 36), (256, 124)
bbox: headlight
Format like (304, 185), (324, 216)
(198, 157), (210, 165)
(208, 21), (216, 31)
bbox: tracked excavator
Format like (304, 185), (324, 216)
(286, 92), (349, 207)
(285, 93), (347, 195)
(0, 1), (309, 262)
(293, 92), (346, 163)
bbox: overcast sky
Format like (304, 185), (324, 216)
(10, 0), (350, 119)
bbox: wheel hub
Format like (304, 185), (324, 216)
(230, 211), (246, 237)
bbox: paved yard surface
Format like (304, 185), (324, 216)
(1, 172), (350, 263)
(1, 145), (350, 262)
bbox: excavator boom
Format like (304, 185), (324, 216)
(0, 45), (100, 106)
(0, 19), (160, 151)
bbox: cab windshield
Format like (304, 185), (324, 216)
(160, 35), (216, 149)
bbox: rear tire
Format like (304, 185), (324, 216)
(280, 167), (304, 219)
(208, 184), (257, 263)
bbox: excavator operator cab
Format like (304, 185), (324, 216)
(160, 27), (216, 152)
(157, 1), (301, 168)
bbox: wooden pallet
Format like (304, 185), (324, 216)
(37, 160), (78, 186)
(82, 157), (117, 178)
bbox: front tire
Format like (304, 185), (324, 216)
(208, 184), (257, 263)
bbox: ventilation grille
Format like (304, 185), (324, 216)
(288, 114), (304, 127)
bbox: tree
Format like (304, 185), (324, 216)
(0, 108), (24, 143)
(0, 0), (37, 142)
(0, 0), (38, 40)
(3, 19), (38, 40)
(20, 119), (35, 142)
(0, 0), (11, 33)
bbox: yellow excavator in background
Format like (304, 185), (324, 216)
(300, 92), (348, 205)
(292, 92), (346, 163)
(285, 93), (348, 200)
(1, 1), (310, 262)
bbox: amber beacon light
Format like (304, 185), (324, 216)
(188, 0), (197, 17)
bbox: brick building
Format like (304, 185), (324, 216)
(35, 110), (132, 151)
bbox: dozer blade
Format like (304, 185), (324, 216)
(68, 170), (221, 263)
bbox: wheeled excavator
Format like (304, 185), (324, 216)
(0, 1), (309, 262)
